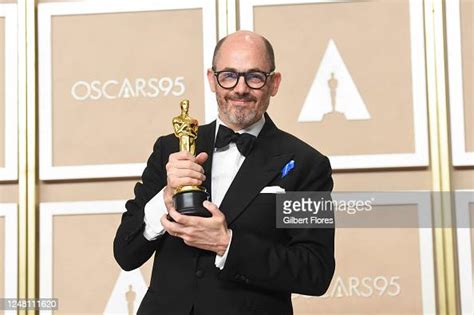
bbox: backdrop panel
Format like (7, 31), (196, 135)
(0, 16), (4, 169)
(447, 0), (474, 166)
(0, 4), (17, 181)
(38, 0), (217, 179)
(40, 201), (153, 315)
(0, 203), (18, 315)
(0, 216), (3, 306)
(461, 0), (474, 155)
(290, 193), (435, 314)
(239, 0), (428, 170)
(456, 190), (474, 314)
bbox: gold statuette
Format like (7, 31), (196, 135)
(171, 100), (210, 217)
(172, 99), (198, 156)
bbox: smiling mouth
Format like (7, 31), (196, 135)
(228, 97), (255, 105)
(231, 100), (252, 105)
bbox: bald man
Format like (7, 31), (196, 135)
(114, 31), (335, 315)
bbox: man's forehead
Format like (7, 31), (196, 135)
(215, 39), (267, 64)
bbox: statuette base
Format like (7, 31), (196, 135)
(173, 189), (211, 217)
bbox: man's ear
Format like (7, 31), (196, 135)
(207, 68), (217, 92)
(270, 72), (281, 97)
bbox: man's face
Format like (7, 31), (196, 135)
(207, 34), (281, 130)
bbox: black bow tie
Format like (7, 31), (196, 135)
(215, 124), (257, 156)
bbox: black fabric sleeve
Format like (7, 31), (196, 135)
(113, 137), (168, 271)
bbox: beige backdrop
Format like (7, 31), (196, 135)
(255, 0), (415, 156)
(453, 1), (474, 307)
(0, 17), (5, 168)
(293, 205), (424, 314)
(0, 4), (16, 203)
(49, 9), (205, 166)
(471, 203), (474, 270)
(0, 217), (4, 306)
(455, 4), (474, 307)
(248, 1), (432, 313)
(0, 183), (17, 203)
(52, 213), (153, 314)
(30, 0), (474, 315)
(461, 0), (473, 152)
(0, 7), (14, 313)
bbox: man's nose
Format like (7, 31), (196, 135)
(233, 75), (250, 94)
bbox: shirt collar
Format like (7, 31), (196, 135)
(215, 115), (266, 139)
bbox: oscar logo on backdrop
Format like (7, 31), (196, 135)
(326, 72), (345, 120)
(328, 72), (338, 108)
(104, 269), (147, 314)
(298, 39), (371, 122)
(125, 285), (136, 315)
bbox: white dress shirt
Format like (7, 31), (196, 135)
(142, 115), (265, 270)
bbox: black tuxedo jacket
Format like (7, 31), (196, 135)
(114, 114), (335, 315)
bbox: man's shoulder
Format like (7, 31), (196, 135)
(197, 120), (216, 133)
(275, 129), (328, 161)
(274, 129), (332, 180)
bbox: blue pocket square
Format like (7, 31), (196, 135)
(281, 160), (295, 178)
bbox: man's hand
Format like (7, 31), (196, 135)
(163, 151), (208, 212)
(161, 200), (231, 256)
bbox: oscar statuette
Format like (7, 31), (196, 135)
(171, 100), (211, 217)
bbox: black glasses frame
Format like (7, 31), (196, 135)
(213, 70), (275, 90)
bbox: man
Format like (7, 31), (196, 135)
(114, 31), (335, 315)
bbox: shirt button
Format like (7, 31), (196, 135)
(195, 270), (204, 278)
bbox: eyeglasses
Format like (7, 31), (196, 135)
(213, 70), (275, 90)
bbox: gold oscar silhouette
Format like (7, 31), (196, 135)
(171, 100), (211, 217)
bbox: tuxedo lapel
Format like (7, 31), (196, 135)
(196, 121), (216, 200)
(219, 115), (293, 225)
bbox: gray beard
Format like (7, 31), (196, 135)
(224, 108), (258, 128)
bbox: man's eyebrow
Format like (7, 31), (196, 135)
(217, 67), (238, 72)
(246, 67), (266, 72)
